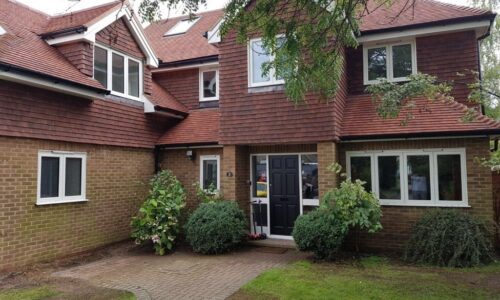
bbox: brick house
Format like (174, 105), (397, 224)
(0, 0), (499, 269)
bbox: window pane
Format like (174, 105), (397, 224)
(392, 44), (412, 78)
(165, 17), (199, 36)
(378, 156), (401, 200)
(253, 155), (268, 198)
(65, 158), (82, 197)
(128, 59), (140, 97)
(407, 155), (431, 200)
(437, 155), (463, 201)
(41, 157), (59, 198)
(202, 159), (218, 190)
(251, 40), (271, 83)
(112, 53), (124, 93)
(301, 154), (318, 200)
(368, 47), (387, 81)
(202, 71), (217, 98)
(94, 47), (107, 88)
(350, 156), (372, 192)
(274, 36), (286, 81)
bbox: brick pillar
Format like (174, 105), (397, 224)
(222, 145), (250, 216)
(317, 142), (339, 200)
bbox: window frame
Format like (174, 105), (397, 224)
(346, 148), (468, 207)
(37, 151), (87, 205)
(199, 68), (219, 101)
(199, 155), (220, 191)
(247, 37), (285, 88)
(363, 39), (417, 85)
(93, 44), (143, 101)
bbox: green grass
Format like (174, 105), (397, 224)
(0, 286), (60, 300)
(236, 257), (500, 300)
(0, 285), (136, 300)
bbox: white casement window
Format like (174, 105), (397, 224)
(93, 45), (143, 101)
(248, 37), (285, 87)
(37, 151), (87, 205)
(346, 149), (468, 207)
(363, 40), (417, 85)
(199, 68), (219, 101)
(200, 155), (220, 191)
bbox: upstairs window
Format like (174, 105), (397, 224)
(165, 17), (200, 36)
(93, 45), (143, 100)
(363, 40), (416, 85)
(248, 37), (285, 87)
(199, 68), (219, 101)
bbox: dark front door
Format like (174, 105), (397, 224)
(269, 155), (300, 236)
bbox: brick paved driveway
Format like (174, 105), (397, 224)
(53, 245), (307, 300)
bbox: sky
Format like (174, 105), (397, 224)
(16, 0), (477, 19)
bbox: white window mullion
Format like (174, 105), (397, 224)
(59, 155), (66, 201)
(387, 45), (393, 81)
(107, 50), (113, 91)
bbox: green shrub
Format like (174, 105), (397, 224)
(185, 201), (246, 254)
(131, 170), (186, 255)
(292, 208), (347, 260)
(193, 182), (224, 203)
(404, 210), (495, 268)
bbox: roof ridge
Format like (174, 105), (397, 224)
(50, 1), (121, 19)
(423, 0), (492, 15)
(152, 8), (224, 24)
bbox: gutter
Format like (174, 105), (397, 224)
(340, 129), (500, 142)
(40, 25), (88, 39)
(157, 55), (219, 70)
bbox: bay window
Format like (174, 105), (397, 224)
(363, 40), (416, 85)
(346, 149), (468, 207)
(248, 37), (285, 87)
(37, 151), (86, 205)
(93, 45), (143, 100)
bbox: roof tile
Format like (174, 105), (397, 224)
(157, 109), (220, 145)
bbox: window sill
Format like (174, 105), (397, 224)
(199, 100), (219, 109)
(303, 199), (319, 206)
(364, 77), (411, 86)
(380, 202), (470, 208)
(36, 198), (88, 206)
(248, 84), (284, 94)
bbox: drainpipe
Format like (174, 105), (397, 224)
(492, 138), (499, 153)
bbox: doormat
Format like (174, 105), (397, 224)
(254, 247), (288, 254)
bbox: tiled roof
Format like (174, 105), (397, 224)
(156, 109), (220, 145)
(144, 9), (223, 63)
(42, 1), (120, 35)
(360, 0), (494, 33)
(149, 81), (188, 114)
(340, 94), (500, 139)
(0, 0), (104, 90)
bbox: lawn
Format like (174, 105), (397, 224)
(232, 256), (500, 300)
(0, 285), (135, 300)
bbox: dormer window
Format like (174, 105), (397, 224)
(93, 45), (143, 100)
(165, 17), (200, 36)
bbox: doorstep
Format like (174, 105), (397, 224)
(247, 238), (297, 249)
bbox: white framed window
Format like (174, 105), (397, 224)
(346, 148), (468, 207)
(200, 155), (220, 191)
(93, 45), (143, 101)
(164, 17), (200, 36)
(363, 40), (417, 85)
(248, 37), (285, 87)
(199, 68), (219, 101)
(37, 151), (87, 205)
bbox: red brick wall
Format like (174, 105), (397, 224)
(96, 18), (145, 59)
(0, 137), (153, 270)
(56, 42), (94, 77)
(339, 137), (493, 252)
(0, 81), (171, 149)
(154, 69), (200, 110)
(493, 171), (500, 246)
(347, 30), (479, 104)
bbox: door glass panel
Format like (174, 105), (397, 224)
(128, 59), (140, 97)
(392, 44), (412, 78)
(94, 46), (107, 87)
(378, 156), (401, 200)
(65, 158), (82, 197)
(253, 155), (268, 197)
(407, 155), (431, 200)
(301, 154), (318, 199)
(202, 159), (218, 190)
(112, 53), (125, 93)
(202, 70), (217, 98)
(437, 154), (463, 201)
(350, 156), (372, 192)
(367, 47), (387, 81)
(251, 40), (271, 83)
(41, 157), (59, 198)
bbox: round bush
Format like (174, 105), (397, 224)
(404, 210), (495, 268)
(292, 209), (347, 260)
(185, 201), (246, 254)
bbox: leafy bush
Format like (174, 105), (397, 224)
(293, 208), (347, 260)
(185, 201), (246, 254)
(323, 179), (382, 233)
(131, 170), (186, 255)
(193, 182), (224, 203)
(404, 210), (495, 268)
